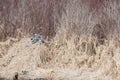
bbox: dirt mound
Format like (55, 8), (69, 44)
(0, 36), (120, 80)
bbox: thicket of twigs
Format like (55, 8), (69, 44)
(0, 0), (120, 41)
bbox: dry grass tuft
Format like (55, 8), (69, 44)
(0, 0), (120, 80)
(0, 35), (120, 80)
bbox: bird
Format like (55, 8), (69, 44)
(26, 34), (45, 47)
(31, 34), (45, 44)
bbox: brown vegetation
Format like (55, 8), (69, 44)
(0, 0), (119, 40)
(0, 0), (120, 80)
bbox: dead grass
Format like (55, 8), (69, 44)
(0, 35), (120, 80)
(0, 0), (120, 80)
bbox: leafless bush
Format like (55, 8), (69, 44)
(0, 0), (66, 40)
(58, 0), (120, 41)
(0, 0), (120, 41)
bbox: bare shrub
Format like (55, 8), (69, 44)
(0, 0), (120, 41)
(0, 0), (66, 40)
(57, 0), (120, 41)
